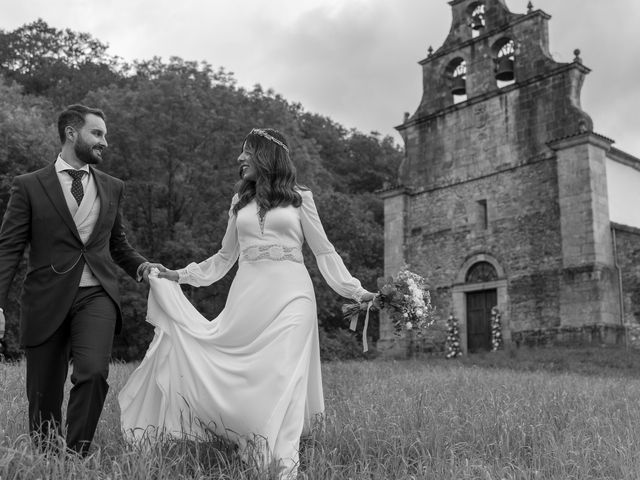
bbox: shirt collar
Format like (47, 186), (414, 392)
(55, 154), (91, 174)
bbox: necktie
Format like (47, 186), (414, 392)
(65, 169), (86, 206)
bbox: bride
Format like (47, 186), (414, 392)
(118, 128), (375, 478)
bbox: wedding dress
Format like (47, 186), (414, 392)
(118, 189), (368, 478)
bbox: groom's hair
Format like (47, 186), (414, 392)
(58, 104), (106, 144)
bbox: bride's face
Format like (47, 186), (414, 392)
(237, 143), (257, 181)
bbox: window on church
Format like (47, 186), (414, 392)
(468, 3), (486, 38)
(494, 39), (516, 88)
(477, 199), (488, 229)
(465, 261), (498, 283)
(450, 59), (467, 104)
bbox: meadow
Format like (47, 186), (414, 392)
(2, 346), (640, 479)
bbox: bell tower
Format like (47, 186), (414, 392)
(380, 0), (622, 355)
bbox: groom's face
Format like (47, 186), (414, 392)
(72, 114), (108, 165)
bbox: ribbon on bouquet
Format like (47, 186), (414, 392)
(349, 299), (374, 353)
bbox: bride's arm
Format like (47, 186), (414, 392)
(299, 190), (375, 302)
(173, 195), (240, 287)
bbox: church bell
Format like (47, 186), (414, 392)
(495, 56), (515, 81)
(469, 15), (484, 31)
(451, 76), (466, 96)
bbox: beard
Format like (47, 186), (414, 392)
(74, 137), (103, 165)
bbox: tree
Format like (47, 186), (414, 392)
(300, 112), (403, 195)
(0, 77), (57, 208)
(342, 131), (403, 194)
(305, 191), (382, 336)
(0, 19), (121, 105)
(0, 21), (400, 358)
(0, 76), (57, 358)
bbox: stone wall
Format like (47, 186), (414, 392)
(552, 134), (620, 328)
(400, 69), (589, 193)
(402, 158), (563, 346)
(399, 1), (591, 193)
(381, 0), (633, 355)
(613, 224), (640, 327)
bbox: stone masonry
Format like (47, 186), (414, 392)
(380, 0), (639, 356)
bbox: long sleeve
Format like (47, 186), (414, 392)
(299, 190), (371, 301)
(177, 195), (240, 287)
(109, 182), (148, 279)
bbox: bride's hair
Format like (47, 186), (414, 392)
(233, 128), (303, 216)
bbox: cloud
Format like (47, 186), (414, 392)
(2, 0), (639, 154)
(237, 0), (448, 135)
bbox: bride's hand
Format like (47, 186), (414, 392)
(359, 291), (377, 302)
(157, 270), (179, 282)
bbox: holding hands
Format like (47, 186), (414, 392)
(138, 261), (179, 282)
(138, 262), (168, 282)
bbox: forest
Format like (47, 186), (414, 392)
(0, 19), (403, 360)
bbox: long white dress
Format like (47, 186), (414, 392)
(118, 189), (367, 477)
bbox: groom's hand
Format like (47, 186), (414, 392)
(138, 262), (167, 283)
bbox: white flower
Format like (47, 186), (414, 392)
(406, 322), (413, 330)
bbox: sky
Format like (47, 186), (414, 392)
(2, 0), (639, 158)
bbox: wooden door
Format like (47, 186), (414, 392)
(466, 289), (497, 352)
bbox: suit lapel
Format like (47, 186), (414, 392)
(86, 167), (111, 246)
(36, 164), (82, 243)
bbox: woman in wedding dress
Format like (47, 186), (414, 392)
(118, 128), (374, 478)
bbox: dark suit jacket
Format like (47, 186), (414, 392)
(0, 163), (147, 347)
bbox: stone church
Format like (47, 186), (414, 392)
(379, 0), (640, 355)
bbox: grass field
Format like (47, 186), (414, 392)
(2, 346), (640, 479)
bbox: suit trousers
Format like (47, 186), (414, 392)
(25, 285), (117, 454)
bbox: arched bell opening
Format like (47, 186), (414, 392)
(467, 2), (486, 39)
(492, 38), (516, 88)
(446, 57), (468, 104)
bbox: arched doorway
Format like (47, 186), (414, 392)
(465, 262), (498, 352)
(452, 254), (509, 354)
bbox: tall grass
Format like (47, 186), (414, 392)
(2, 348), (640, 479)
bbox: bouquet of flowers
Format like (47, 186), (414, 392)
(343, 268), (437, 352)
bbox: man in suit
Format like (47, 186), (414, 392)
(0, 104), (162, 455)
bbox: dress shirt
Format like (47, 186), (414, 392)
(55, 155), (91, 217)
(54, 155), (100, 286)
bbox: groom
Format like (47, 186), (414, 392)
(0, 104), (161, 454)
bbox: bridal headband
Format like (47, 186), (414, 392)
(250, 128), (289, 153)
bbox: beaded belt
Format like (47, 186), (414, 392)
(241, 244), (303, 264)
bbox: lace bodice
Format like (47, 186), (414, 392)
(235, 196), (304, 252)
(177, 190), (369, 301)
